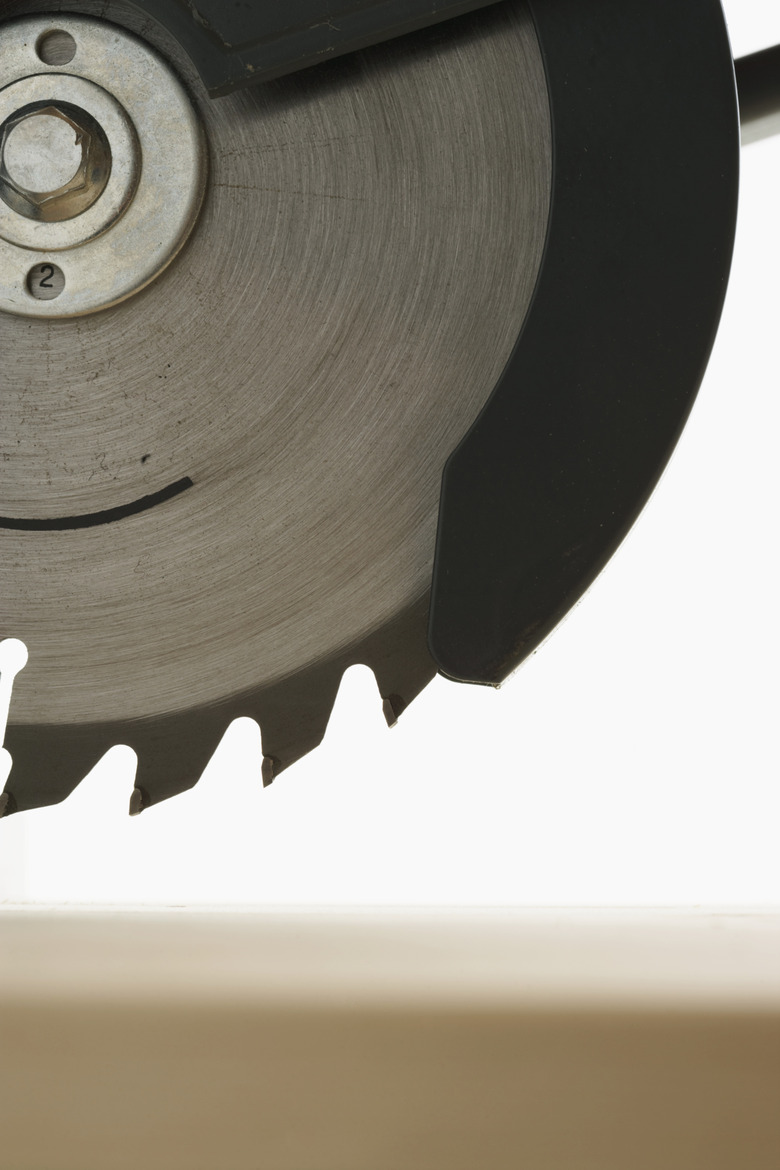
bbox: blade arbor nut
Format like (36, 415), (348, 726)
(0, 102), (111, 223)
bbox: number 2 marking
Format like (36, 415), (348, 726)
(39, 265), (55, 289)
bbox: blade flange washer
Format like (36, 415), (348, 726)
(0, 16), (207, 318)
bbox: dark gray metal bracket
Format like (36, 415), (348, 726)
(428, 0), (740, 685)
(127, 0), (503, 94)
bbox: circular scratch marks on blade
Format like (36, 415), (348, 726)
(0, 0), (552, 735)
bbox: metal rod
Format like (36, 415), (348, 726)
(736, 45), (780, 144)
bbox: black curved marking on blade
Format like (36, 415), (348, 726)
(0, 477), (193, 532)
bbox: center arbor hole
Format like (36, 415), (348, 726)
(27, 262), (65, 300)
(36, 30), (77, 67)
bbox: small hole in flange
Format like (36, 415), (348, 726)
(27, 263), (65, 301)
(36, 30), (77, 66)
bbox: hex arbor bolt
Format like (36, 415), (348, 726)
(0, 101), (111, 222)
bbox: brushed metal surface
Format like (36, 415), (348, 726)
(0, 2), (551, 751)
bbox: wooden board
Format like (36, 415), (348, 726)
(1, 909), (779, 1168)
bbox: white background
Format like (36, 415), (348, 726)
(1, 0), (778, 906)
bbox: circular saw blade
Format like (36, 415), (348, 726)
(0, 0), (551, 811)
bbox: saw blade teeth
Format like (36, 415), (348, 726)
(0, 602), (438, 816)
(1, 724), (116, 815)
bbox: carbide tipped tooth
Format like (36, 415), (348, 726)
(382, 696), (404, 728)
(0, 790), (16, 818)
(248, 663), (343, 781)
(124, 708), (230, 809)
(250, 598), (438, 774)
(363, 596), (437, 727)
(128, 786), (150, 817)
